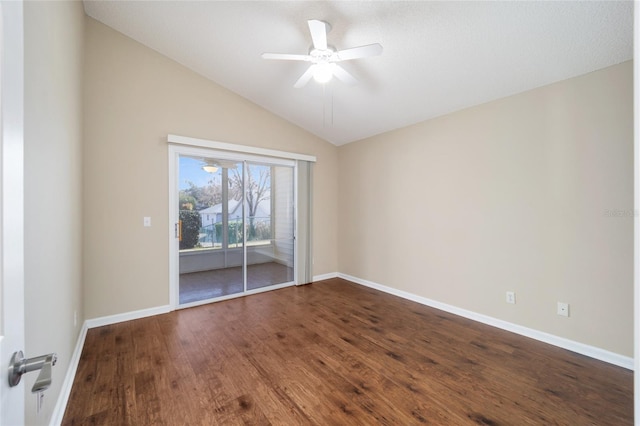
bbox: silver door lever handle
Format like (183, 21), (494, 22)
(8, 350), (57, 392)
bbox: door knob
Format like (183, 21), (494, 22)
(8, 350), (57, 393)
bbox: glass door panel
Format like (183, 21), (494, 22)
(246, 163), (295, 290)
(178, 155), (244, 304)
(222, 160), (244, 294)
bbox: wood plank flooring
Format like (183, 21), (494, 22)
(179, 262), (294, 304)
(62, 278), (633, 425)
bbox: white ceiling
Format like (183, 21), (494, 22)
(83, 1), (633, 146)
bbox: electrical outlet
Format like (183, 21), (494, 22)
(506, 291), (516, 304)
(557, 302), (569, 317)
(143, 216), (151, 227)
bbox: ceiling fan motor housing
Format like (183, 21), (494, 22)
(310, 47), (335, 64)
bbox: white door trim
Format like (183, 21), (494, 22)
(0, 1), (26, 424)
(633, 2), (639, 422)
(168, 134), (317, 163)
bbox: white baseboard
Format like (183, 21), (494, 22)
(338, 273), (634, 371)
(49, 323), (88, 426)
(85, 305), (171, 329)
(312, 272), (338, 282)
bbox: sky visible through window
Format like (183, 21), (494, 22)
(179, 156), (270, 191)
(179, 156), (216, 190)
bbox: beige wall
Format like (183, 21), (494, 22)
(83, 18), (338, 318)
(24, 1), (85, 424)
(338, 61), (634, 357)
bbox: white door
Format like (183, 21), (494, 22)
(0, 1), (26, 424)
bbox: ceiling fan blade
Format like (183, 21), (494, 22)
(332, 64), (358, 86)
(262, 53), (311, 61)
(294, 65), (317, 88)
(308, 20), (328, 50)
(336, 43), (383, 61)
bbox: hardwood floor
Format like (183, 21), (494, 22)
(179, 262), (294, 304)
(62, 278), (633, 425)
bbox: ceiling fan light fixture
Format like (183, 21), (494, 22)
(202, 165), (219, 173)
(262, 19), (382, 88)
(313, 63), (334, 83)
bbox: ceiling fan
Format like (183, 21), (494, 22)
(262, 19), (383, 88)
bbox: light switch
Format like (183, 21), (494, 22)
(143, 217), (151, 227)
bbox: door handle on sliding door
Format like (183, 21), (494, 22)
(175, 221), (182, 240)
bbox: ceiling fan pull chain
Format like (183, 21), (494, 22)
(331, 89), (334, 126)
(322, 84), (326, 126)
(322, 84), (334, 127)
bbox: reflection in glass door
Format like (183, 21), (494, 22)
(246, 163), (295, 290)
(177, 153), (294, 306)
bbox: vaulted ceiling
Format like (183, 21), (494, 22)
(83, 1), (633, 146)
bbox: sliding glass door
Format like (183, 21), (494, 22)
(175, 150), (295, 306)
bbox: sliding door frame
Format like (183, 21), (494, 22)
(168, 135), (315, 310)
